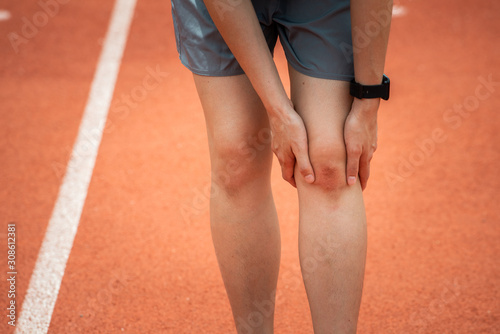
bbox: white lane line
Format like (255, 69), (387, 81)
(14, 0), (137, 332)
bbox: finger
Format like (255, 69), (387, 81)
(346, 144), (361, 186)
(359, 154), (371, 190)
(368, 151), (375, 162)
(282, 156), (297, 188)
(291, 140), (315, 184)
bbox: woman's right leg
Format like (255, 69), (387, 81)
(193, 73), (281, 334)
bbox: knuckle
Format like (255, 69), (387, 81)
(292, 138), (306, 151)
(348, 145), (362, 156)
(298, 168), (313, 178)
(298, 166), (310, 175)
(347, 161), (358, 172)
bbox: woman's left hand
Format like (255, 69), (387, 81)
(343, 98), (380, 190)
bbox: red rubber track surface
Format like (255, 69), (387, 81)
(0, 0), (499, 333)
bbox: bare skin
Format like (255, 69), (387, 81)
(194, 73), (279, 333)
(194, 0), (392, 333)
(290, 67), (367, 333)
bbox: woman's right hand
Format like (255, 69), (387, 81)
(201, 1), (315, 187)
(268, 100), (315, 188)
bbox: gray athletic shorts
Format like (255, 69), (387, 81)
(171, 0), (354, 81)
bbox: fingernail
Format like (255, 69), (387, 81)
(348, 176), (356, 185)
(305, 174), (314, 183)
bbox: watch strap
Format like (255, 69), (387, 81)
(350, 74), (390, 100)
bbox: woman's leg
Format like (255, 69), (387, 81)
(193, 74), (281, 334)
(289, 66), (368, 334)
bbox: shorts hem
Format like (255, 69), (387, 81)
(180, 58), (245, 77)
(288, 62), (354, 82)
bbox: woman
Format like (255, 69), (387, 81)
(171, 0), (392, 332)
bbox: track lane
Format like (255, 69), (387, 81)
(14, 0), (137, 332)
(1, 1), (116, 333)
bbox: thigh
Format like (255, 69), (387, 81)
(288, 65), (353, 187)
(193, 73), (273, 180)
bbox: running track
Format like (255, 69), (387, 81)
(1, 0), (499, 333)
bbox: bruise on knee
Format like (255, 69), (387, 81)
(314, 164), (346, 193)
(304, 138), (348, 193)
(211, 143), (271, 197)
(211, 158), (250, 196)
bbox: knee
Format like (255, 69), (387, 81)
(211, 139), (272, 196)
(307, 140), (347, 192)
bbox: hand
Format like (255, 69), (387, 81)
(344, 98), (379, 190)
(269, 100), (315, 188)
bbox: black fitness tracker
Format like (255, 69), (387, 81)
(350, 74), (390, 101)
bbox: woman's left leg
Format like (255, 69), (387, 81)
(289, 66), (368, 334)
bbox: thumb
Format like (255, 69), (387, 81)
(292, 141), (315, 184)
(346, 145), (361, 186)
